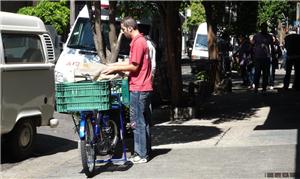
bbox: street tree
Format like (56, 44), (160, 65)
(18, 0), (70, 35)
(86, 1), (122, 64)
(181, 1), (206, 33)
(202, 1), (224, 89)
(156, 1), (183, 106)
(257, 0), (290, 33)
(89, 1), (184, 106)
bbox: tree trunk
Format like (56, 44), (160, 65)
(203, 1), (221, 91)
(159, 2), (183, 106)
(108, 1), (119, 63)
(87, 1), (107, 64)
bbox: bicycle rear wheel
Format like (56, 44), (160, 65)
(98, 119), (118, 155)
(80, 118), (96, 177)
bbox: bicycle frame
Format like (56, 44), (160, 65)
(77, 93), (127, 165)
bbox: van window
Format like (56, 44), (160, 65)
(67, 17), (150, 56)
(68, 18), (96, 51)
(2, 34), (45, 64)
(195, 34), (208, 49)
(68, 18), (131, 55)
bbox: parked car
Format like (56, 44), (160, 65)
(0, 11), (58, 160)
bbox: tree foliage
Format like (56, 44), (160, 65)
(234, 1), (258, 36)
(182, 1), (206, 32)
(257, 0), (289, 31)
(117, 1), (157, 23)
(18, 0), (70, 34)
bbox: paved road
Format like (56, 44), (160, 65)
(1, 68), (300, 179)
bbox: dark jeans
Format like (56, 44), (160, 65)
(254, 58), (270, 91)
(247, 64), (255, 86)
(283, 57), (295, 89)
(240, 65), (249, 85)
(269, 59), (278, 86)
(130, 91), (152, 158)
(286, 57), (300, 90)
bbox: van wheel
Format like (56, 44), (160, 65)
(10, 119), (36, 161)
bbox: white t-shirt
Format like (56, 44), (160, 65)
(146, 40), (156, 77)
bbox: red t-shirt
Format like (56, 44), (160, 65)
(129, 33), (153, 92)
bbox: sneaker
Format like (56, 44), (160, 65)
(128, 153), (148, 164)
(128, 153), (138, 160)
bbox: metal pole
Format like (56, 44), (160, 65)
(297, 2), (300, 21)
(70, 0), (76, 27)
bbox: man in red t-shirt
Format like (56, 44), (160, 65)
(102, 16), (152, 164)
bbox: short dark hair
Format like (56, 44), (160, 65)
(121, 16), (138, 30)
(260, 22), (268, 32)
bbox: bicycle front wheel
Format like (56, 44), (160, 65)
(80, 118), (96, 177)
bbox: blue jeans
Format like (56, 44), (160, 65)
(130, 91), (152, 158)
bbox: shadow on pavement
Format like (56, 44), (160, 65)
(254, 89), (300, 130)
(1, 134), (77, 164)
(84, 161), (133, 178)
(151, 125), (221, 146)
(198, 91), (265, 124)
(85, 148), (171, 177)
(198, 71), (300, 176)
(253, 89), (300, 177)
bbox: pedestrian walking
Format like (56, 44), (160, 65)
(233, 34), (252, 87)
(102, 16), (153, 163)
(145, 35), (156, 79)
(283, 30), (300, 90)
(218, 31), (233, 75)
(251, 22), (274, 93)
(269, 34), (282, 89)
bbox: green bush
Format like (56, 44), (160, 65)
(195, 71), (208, 81)
(18, 0), (70, 34)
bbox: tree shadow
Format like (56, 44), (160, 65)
(252, 89), (300, 177)
(197, 91), (277, 124)
(255, 90), (300, 130)
(85, 148), (172, 178)
(1, 134), (77, 164)
(151, 125), (221, 146)
(82, 161), (133, 178)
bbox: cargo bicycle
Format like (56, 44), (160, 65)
(55, 76), (130, 177)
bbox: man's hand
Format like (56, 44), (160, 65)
(101, 66), (116, 75)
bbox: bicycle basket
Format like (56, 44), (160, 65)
(55, 81), (110, 112)
(110, 78), (129, 105)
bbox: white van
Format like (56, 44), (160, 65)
(55, 5), (128, 82)
(55, 5), (150, 82)
(191, 22), (208, 73)
(0, 11), (58, 160)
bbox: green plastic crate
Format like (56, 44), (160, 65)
(55, 81), (110, 112)
(110, 78), (129, 105)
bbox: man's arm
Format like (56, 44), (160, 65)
(108, 59), (129, 66)
(102, 62), (139, 75)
